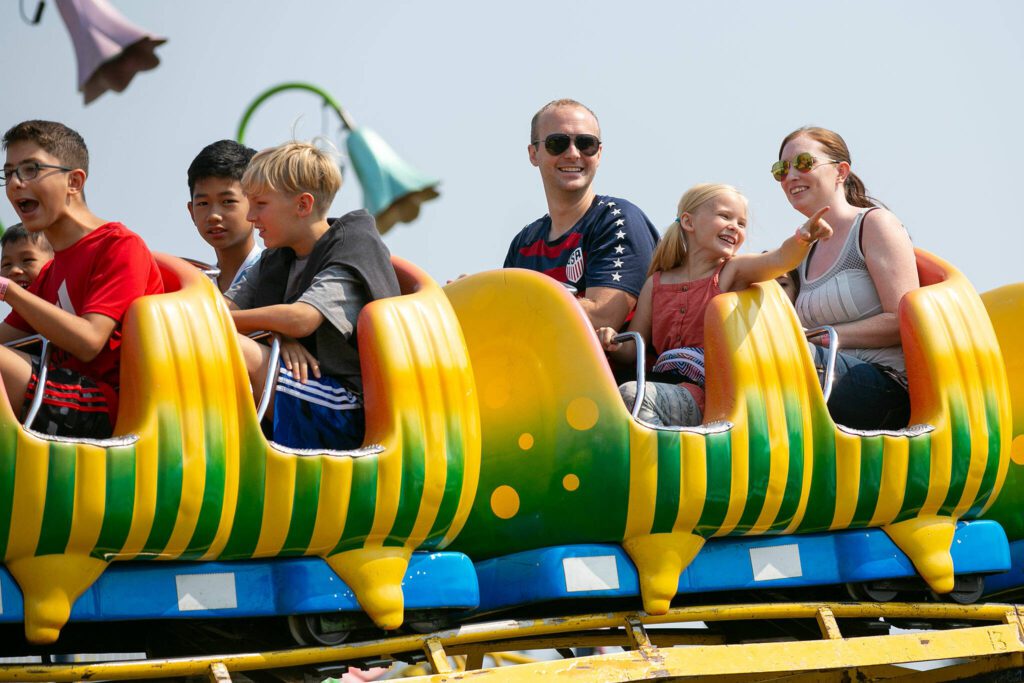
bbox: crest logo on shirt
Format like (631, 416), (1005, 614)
(565, 247), (584, 284)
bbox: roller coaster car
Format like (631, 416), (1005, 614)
(0, 253), (481, 646)
(443, 249), (1013, 616)
(977, 280), (1024, 599)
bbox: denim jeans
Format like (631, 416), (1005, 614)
(619, 381), (702, 427)
(814, 346), (910, 430)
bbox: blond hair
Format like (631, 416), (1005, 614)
(241, 140), (342, 218)
(648, 183), (747, 277)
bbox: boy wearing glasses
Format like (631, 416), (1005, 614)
(227, 141), (400, 450)
(505, 99), (659, 331)
(0, 120), (164, 438)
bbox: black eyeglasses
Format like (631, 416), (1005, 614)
(0, 160), (73, 186)
(532, 133), (601, 157)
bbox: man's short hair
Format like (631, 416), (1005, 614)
(1, 223), (53, 253)
(187, 139), (258, 198)
(241, 140), (342, 219)
(529, 99), (601, 143)
(2, 120), (89, 173)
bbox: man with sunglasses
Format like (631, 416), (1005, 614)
(505, 99), (659, 330)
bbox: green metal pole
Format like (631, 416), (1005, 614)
(235, 82), (357, 144)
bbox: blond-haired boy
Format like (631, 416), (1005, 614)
(227, 141), (400, 450)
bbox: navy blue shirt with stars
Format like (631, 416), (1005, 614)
(504, 195), (660, 297)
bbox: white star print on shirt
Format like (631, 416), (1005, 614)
(611, 209), (622, 216)
(615, 230), (626, 239)
(607, 202), (616, 207)
(611, 272), (622, 282)
(614, 245), (625, 254)
(613, 258), (623, 268)
(614, 219), (625, 227)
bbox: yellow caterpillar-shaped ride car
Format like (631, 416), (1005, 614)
(0, 247), (1019, 646)
(443, 248), (1013, 613)
(0, 254), (480, 644)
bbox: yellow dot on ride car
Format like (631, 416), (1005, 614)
(566, 397), (599, 431)
(490, 485), (520, 520)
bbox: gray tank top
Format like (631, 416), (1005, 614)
(795, 209), (906, 376)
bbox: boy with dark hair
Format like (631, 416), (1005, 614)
(187, 140), (261, 293)
(0, 120), (164, 438)
(227, 140), (400, 450)
(1, 222), (53, 289)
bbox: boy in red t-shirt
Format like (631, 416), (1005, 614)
(0, 120), (164, 438)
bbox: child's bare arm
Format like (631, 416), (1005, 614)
(722, 207), (833, 292)
(230, 302), (324, 338)
(1, 282), (117, 362)
(596, 277), (654, 363)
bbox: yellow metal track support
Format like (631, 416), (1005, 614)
(0, 603), (1021, 681)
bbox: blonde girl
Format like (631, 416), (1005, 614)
(597, 183), (831, 427)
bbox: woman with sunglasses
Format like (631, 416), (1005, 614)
(775, 126), (918, 430)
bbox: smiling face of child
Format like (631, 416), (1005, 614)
(683, 191), (749, 261)
(1, 236), (52, 288)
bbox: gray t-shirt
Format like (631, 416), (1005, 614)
(226, 258), (370, 391)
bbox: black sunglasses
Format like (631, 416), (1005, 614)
(532, 133), (601, 157)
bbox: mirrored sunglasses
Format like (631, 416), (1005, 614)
(771, 152), (839, 182)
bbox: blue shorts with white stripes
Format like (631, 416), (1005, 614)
(272, 365), (364, 451)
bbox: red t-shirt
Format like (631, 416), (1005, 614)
(5, 222), (164, 415)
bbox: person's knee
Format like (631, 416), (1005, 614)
(0, 346), (33, 413)
(618, 381), (638, 404)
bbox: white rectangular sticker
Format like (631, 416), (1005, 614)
(563, 555), (620, 592)
(750, 544), (803, 581)
(175, 572), (238, 612)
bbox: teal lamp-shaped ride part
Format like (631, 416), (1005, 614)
(236, 82), (439, 235)
(346, 127), (439, 235)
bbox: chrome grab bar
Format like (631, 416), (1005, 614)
(249, 332), (281, 422)
(804, 325), (839, 402)
(612, 332), (646, 420)
(181, 257), (221, 285)
(3, 334), (51, 428)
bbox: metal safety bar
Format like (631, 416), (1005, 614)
(805, 325), (839, 402)
(249, 331), (281, 422)
(612, 332), (646, 421)
(3, 334), (51, 428)
(180, 257), (221, 285)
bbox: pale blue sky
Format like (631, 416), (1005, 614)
(3, 1), (1022, 293)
